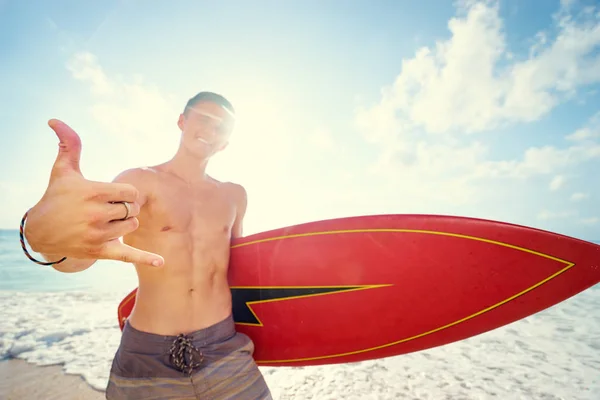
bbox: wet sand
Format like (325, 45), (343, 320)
(0, 359), (105, 400)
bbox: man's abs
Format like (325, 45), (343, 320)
(125, 230), (234, 336)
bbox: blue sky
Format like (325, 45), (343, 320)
(1, 0), (599, 241)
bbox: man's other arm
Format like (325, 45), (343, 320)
(231, 184), (248, 239)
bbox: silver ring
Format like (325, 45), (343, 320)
(118, 201), (130, 221)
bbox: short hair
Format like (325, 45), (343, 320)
(183, 91), (235, 116)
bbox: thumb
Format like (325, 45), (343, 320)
(47, 119), (83, 181)
(104, 241), (165, 267)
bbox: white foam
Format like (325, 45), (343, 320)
(1, 287), (599, 398)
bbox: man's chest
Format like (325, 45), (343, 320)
(143, 183), (237, 232)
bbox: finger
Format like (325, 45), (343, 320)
(103, 240), (164, 267)
(48, 119), (83, 181)
(103, 216), (140, 240)
(106, 201), (140, 222)
(88, 181), (140, 203)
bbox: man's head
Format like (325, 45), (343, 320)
(177, 91), (236, 159)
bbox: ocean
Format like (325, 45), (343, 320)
(1, 229), (599, 399)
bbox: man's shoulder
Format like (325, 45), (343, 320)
(207, 175), (244, 193)
(222, 181), (246, 196)
(216, 180), (247, 206)
(222, 181), (245, 191)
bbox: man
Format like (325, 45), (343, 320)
(21, 92), (273, 399)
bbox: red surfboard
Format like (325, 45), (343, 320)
(117, 214), (600, 367)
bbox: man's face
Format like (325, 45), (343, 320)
(177, 101), (235, 159)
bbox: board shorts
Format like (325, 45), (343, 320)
(105, 314), (272, 400)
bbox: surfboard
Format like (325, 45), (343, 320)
(116, 214), (600, 367)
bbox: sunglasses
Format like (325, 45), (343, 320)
(186, 107), (235, 136)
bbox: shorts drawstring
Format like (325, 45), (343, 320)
(169, 333), (204, 376)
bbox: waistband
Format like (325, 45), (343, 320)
(121, 314), (236, 353)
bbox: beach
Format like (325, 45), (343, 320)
(1, 230), (599, 399)
(1, 283), (599, 399)
(0, 359), (104, 400)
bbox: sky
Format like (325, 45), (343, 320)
(1, 0), (599, 241)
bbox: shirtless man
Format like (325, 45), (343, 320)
(21, 92), (273, 399)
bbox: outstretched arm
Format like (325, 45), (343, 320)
(29, 168), (148, 273)
(23, 119), (164, 273)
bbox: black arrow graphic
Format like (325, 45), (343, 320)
(231, 285), (389, 326)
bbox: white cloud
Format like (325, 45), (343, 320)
(566, 111), (600, 142)
(354, 0), (600, 209)
(571, 192), (589, 201)
(64, 52), (191, 177)
(67, 52), (116, 96)
(458, 115), (600, 184)
(66, 52), (180, 147)
(356, 1), (600, 141)
(550, 175), (566, 191)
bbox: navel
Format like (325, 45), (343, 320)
(161, 226), (172, 232)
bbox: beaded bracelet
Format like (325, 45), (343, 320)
(19, 209), (67, 266)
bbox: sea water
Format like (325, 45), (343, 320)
(1, 229), (598, 399)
